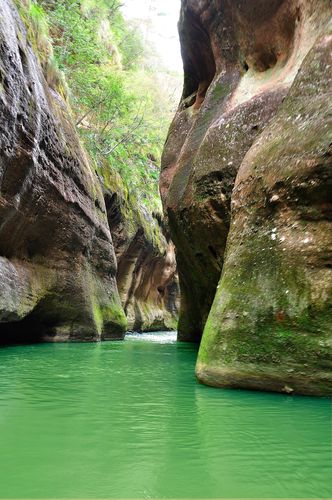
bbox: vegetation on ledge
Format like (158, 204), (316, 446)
(18, 0), (181, 214)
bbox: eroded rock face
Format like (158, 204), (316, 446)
(161, 0), (332, 394)
(105, 186), (179, 332)
(0, 0), (126, 342)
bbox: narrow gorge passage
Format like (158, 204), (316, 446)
(0, 0), (330, 395)
(0, 0), (331, 497)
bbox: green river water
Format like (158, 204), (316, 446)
(0, 331), (331, 498)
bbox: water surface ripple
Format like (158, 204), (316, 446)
(0, 332), (331, 498)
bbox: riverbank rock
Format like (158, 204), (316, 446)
(161, 0), (332, 394)
(102, 169), (179, 332)
(0, 0), (127, 342)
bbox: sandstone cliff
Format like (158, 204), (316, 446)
(161, 0), (332, 394)
(103, 170), (179, 332)
(0, 0), (126, 341)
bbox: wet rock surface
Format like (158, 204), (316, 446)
(161, 0), (332, 394)
(0, 0), (126, 342)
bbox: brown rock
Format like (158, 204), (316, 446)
(104, 176), (179, 332)
(161, 0), (332, 394)
(0, 0), (126, 342)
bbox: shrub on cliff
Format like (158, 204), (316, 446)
(22, 0), (178, 213)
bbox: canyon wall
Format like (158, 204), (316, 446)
(0, 0), (126, 341)
(161, 0), (332, 394)
(103, 171), (179, 332)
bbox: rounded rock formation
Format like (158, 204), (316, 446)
(161, 0), (332, 394)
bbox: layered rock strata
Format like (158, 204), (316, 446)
(161, 0), (332, 394)
(0, 0), (126, 342)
